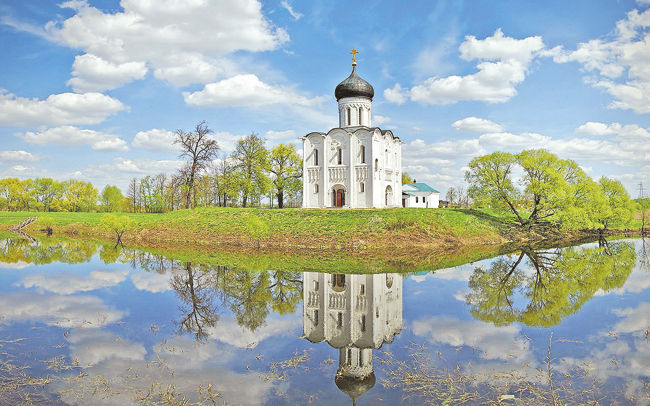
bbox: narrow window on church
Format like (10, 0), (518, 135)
(314, 149), (318, 166)
(347, 108), (351, 126)
(314, 184), (319, 194)
(360, 284), (365, 295)
(314, 310), (319, 326)
(423, 197), (426, 203)
(361, 145), (365, 163)
(337, 147), (342, 164)
(375, 158), (378, 171)
(385, 149), (389, 166)
(347, 348), (352, 365)
(338, 312), (343, 329)
(358, 107), (362, 125)
(359, 349), (363, 365)
(376, 306), (379, 318)
(416, 196), (419, 203)
(313, 280), (319, 291)
(361, 315), (366, 332)
(360, 182), (364, 192)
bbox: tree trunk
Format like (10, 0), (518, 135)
(277, 190), (284, 209)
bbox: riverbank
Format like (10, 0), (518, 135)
(0, 207), (635, 252)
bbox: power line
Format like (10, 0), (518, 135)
(639, 182), (647, 199)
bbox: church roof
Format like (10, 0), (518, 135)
(335, 66), (374, 101)
(403, 183), (440, 193)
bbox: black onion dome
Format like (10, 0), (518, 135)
(335, 372), (376, 404)
(335, 66), (374, 101)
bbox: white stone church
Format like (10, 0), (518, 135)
(302, 52), (403, 208)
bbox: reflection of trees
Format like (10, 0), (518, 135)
(170, 262), (220, 342)
(166, 261), (302, 340)
(466, 241), (636, 327)
(0, 238), (99, 265)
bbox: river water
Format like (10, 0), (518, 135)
(1, 235), (649, 405)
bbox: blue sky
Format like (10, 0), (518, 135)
(1, 0), (649, 198)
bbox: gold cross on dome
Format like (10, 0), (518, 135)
(350, 48), (358, 66)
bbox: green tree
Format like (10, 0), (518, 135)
(637, 197), (650, 233)
(402, 172), (413, 184)
(101, 185), (124, 212)
(466, 242), (636, 327)
(244, 215), (269, 248)
(31, 178), (61, 212)
(174, 121), (220, 209)
(100, 214), (137, 245)
(466, 149), (608, 230)
(231, 133), (269, 207)
(597, 177), (636, 229)
(61, 180), (98, 212)
(269, 143), (302, 209)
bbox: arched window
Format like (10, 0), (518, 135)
(314, 184), (319, 194)
(360, 145), (366, 163)
(374, 158), (378, 171)
(314, 149), (318, 166)
(360, 182), (364, 192)
(358, 107), (363, 125)
(337, 147), (342, 165)
(347, 108), (352, 126)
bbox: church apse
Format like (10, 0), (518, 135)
(302, 272), (403, 405)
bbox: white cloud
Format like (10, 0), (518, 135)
(17, 126), (130, 152)
(265, 130), (296, 140)
(0, 90), (127, 127)
(0, 150), (45, 163)
(399, 29), (545, 105)
(280, 1), (302, 20)
(452, 117), (505, 133)
(575, 121), (620, 136)
(67, 54), (148, 92)
(132, 129), (179, 153)
(19, 269), (129, 295)
(383, 83), (408, 105)
(183, 74), (326, 108)
(112, 157), (182, 174)
(41, 0), (289, 90)
(478, 132), (550, 148)
(551, 9), (650, 114)
(373, 115), (391, 125)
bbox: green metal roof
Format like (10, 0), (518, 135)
(403, 182), (439, 193)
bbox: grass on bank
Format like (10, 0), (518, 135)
(0, 207), (508, 246)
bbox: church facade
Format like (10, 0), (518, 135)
(302, 53), (402, 208)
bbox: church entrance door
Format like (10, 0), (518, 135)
(336, 189), (344, 207)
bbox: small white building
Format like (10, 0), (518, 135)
(402, 183), (440, 208)
(302, 53), (402, 208)
(301, 272), (403, 404)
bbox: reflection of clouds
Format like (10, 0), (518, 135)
(209, 315), (301, 348)
(0, 261), (30, 270)
(68, 330), (146, 366)
(555, 301), (650, 402)
(19, 269), (129, 294)
(131, 272), (171, 293)
(411, 316), (528, 362)
(54, 335), (275, 406)
(612, 302), (650, 335)
(0, 292), (125, 328)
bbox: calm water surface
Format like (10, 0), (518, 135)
(1, 236), (649, 405)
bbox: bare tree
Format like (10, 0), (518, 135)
(174, 121), (220, 209)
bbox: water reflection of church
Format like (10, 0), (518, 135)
(301, 272), (403, 405)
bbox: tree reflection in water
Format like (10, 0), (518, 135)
(465, 240), (636, 327)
